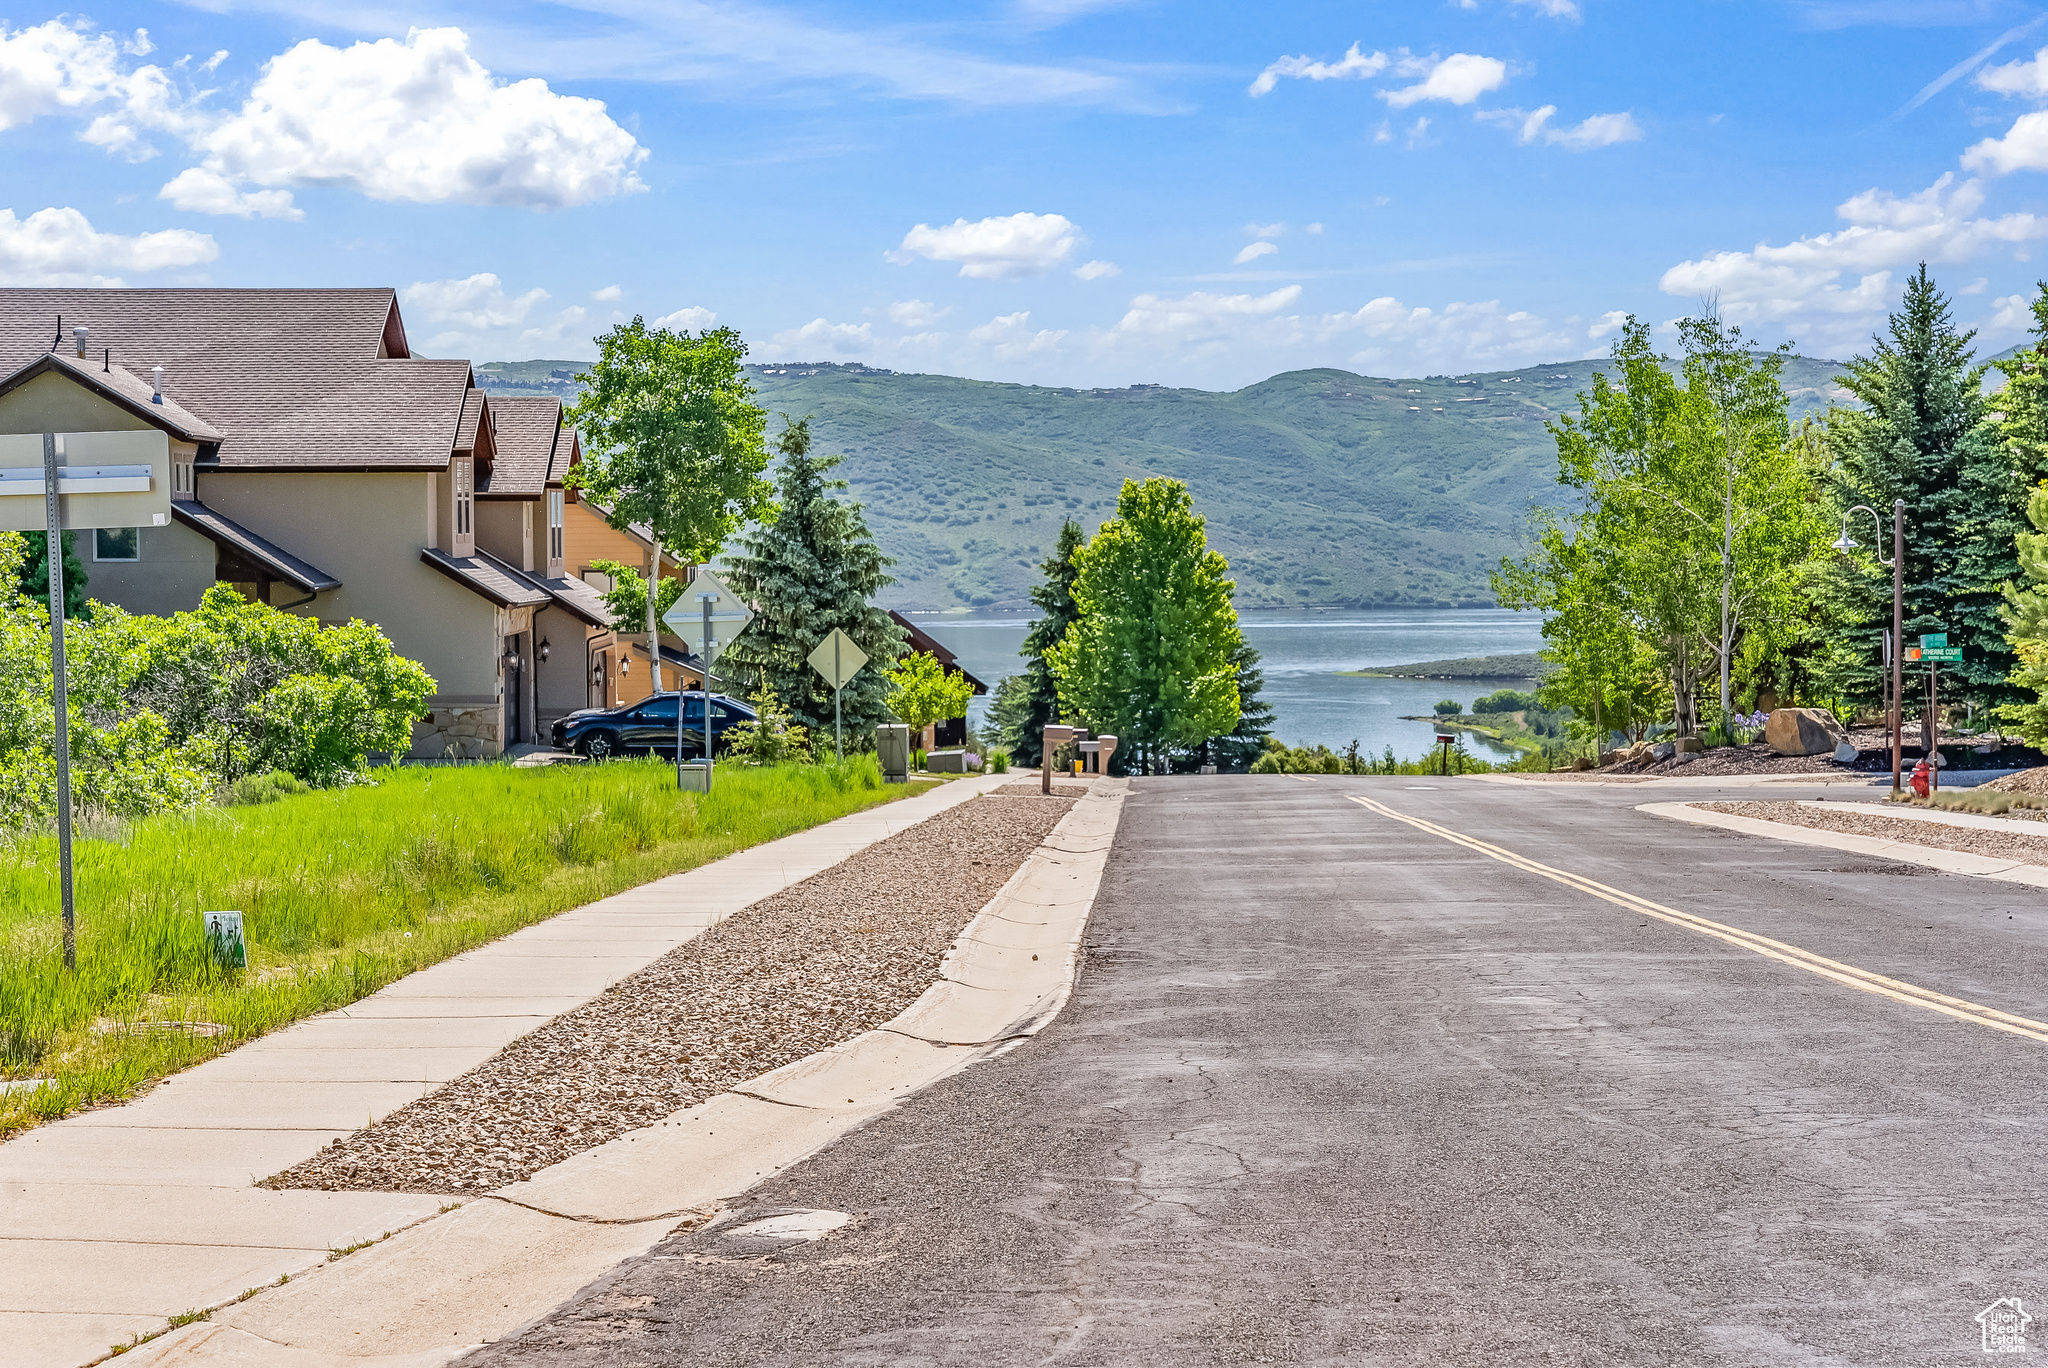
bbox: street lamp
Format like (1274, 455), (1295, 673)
(1834, 499), (1906, 793)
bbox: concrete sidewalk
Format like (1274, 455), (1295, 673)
(1, 773), (1010, 1368)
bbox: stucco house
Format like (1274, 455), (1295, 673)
(0, 287), (629, 757)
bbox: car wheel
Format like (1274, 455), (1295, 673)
(582, 731), (618, 761)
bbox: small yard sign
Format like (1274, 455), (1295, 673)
(202, 911), (246, 970)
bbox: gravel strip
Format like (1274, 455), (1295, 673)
(264, 792), (1076, 1196)
(1695, 800), (2048, 865)
(1986, 765), (2048, 796)
(998, 781), (1093, 798)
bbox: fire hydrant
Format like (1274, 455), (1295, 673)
(1910, 758), (1932, 798)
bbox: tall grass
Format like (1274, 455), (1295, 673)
(0, 756), (907, 1134)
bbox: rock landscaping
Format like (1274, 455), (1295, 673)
(263, 789), (1078, 1196)
(1695, 800), (2048, 865)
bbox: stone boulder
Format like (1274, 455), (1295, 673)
(1765, 707), (1845, 757)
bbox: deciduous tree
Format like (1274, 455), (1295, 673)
(1004, 519), (1085, 766)
(1046, 478), (1242, 772)
(567, 320), (772, 691)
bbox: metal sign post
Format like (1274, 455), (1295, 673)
(42, 435), (75, 971)
(1, 430), (171, 972)
(807, 628), (868, 760)
(660, 568), (753, 790)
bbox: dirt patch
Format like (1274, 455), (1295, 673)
(1984, 766), (2048, 797)
(264, 791), (1076, 1195)
(997, 782), (1094, 798)
(1695, 800), (2048, 866)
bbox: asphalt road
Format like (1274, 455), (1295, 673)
(466, 775), (2048, 1367)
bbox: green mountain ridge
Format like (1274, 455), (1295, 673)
(477, 355), (1854, 612)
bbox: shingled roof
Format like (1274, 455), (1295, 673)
(485, 396), (567, 499)
(0, 289), (472, 472)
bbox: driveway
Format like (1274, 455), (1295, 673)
(465, 775), (2048, 1366)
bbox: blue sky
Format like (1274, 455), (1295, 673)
(8, 0), (2048, 387)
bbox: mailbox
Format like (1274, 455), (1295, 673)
(876, 723), (910, 783)
(1041, 724), (1074, 795)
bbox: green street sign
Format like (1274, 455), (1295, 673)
(1920, 633), (1948, 649)
(1923, 647), (1963, 662)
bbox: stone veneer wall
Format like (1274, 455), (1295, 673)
(412, 703), (504, 760)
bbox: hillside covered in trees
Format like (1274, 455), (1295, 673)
(479, 356), (1850, 611)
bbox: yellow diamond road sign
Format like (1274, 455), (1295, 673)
(808, 628), (867, 690)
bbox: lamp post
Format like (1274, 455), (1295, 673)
(1833, 499), (1906, 793)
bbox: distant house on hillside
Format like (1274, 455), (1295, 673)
(0, 287), (658, 758)
(888, 610), (988, 749)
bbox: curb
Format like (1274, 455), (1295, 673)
(121, 780), (1128, 1367)
(1640, 800), (2048, 889)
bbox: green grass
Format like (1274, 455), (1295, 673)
(0, 757), (918, 1135)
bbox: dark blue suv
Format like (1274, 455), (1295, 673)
(550, 692), (757, 760)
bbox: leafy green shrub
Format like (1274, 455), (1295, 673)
(1472, 689), (1539, 714)
(1433, 699), (1463, 716)
(220, 771), (312, 806)
(722, 685), (812, 766)
(988, 747), (1010, 774)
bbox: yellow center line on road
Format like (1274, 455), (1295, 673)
(1347, 794), (2048, 1045)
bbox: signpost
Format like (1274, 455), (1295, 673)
(806, 628), (868, 760)
(661, 568), (753, 790)
(0, 431), (171, 971)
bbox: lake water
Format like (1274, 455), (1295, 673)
(908, 607), (1546, 762)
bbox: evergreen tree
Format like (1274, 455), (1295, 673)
(17, 531), (88, 621)
(1005, 519), (1085, 766)
(1995, 283), (2048, 740)
(1812, 264), (2022, 712)
(1209, 639), (1275, 771)
(720, 418), (905, 745)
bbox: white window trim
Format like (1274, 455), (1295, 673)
(452, 458), (475, 557)
(171, 459), (194, 500)
(93, 527), (140, 562)
(547, 490), (565, 572)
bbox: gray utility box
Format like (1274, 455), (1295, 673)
(926, 748), (977, 774)
(677, 762), (710, 792)
(876, 724), (911, 783)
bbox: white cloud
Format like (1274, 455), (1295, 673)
(402, 273), (550, 330)
(887, 299), (949, 326)
(1483, 105), (1644, 149)
(1245, 221), (1286, 238)
(1372, 121), (1393, 144)
(1073, 259), (1120, 280)
(1509, 0), (1582, 18)
(1989, 292), (2036, 331)
(400, 274), (601, 357)
(1658, 173), (2048, 352)
(158, 166), (301, 220)
(592, 285), (623, 301)
(1587, 309), (1629, 340)
(1096, 283), (1577, 377)
(770, 318), (874, 355)
(653, 306), (717, 331)
(1964, 111), (2048, 175)
(970, 310), (1068, 360)
(1108, 286), (1305, 345)
(1249, 43), (1388, 98)
(1234, 241), (1279, 264)
(1307, 222), (1325, 234)
(0, 21), (131, 131)
(1405, 116), (1433, 148)
(1977, 45), (2048, 98)
(0, 204), (216, 286)
(1961, 276), (1990, 294)
(890, 211), (1083, 279)
(1, 23), (649, 215)
(1382, 53), (1508, 109)
(184, 30), (647, 210)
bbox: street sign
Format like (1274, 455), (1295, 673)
(807, 629), (868, 759)
(1920, 633), (1948, 649)
(0, 431), (170, 532)
(1923, 647), (1964, 662)
(807, 629), (867, 689)
(661, 568), (752, 655)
